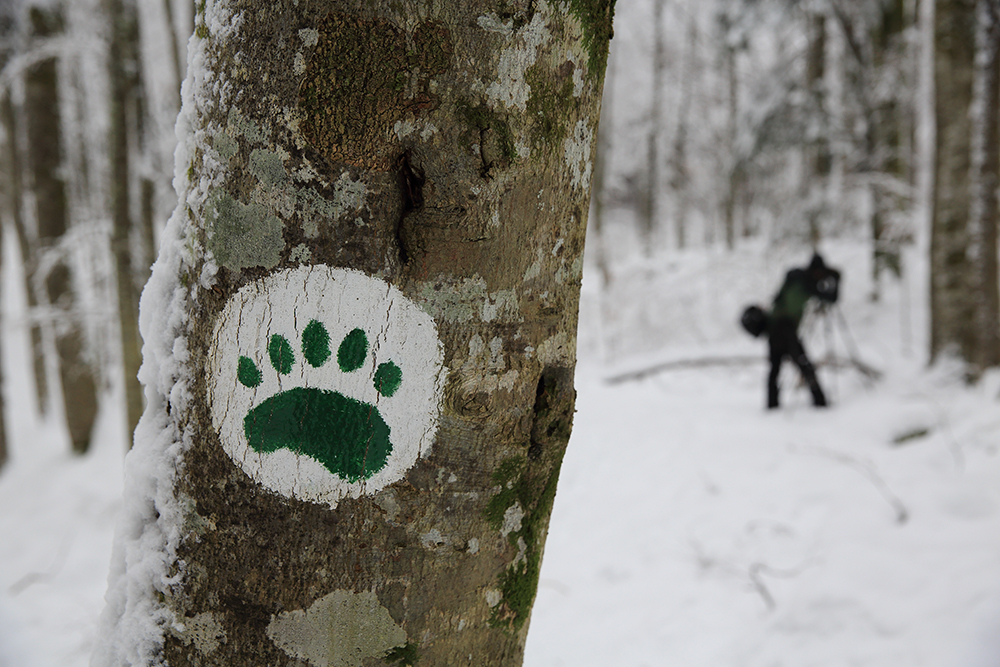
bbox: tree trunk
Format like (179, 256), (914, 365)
(805, 9), (829, 246)
(23, 5), (98, 453)
(93, 2), (614, 665)
(161, 0), (185, 104)
(931, 0), (977, 362)
(7, 95), (51, 420)
(0, 15), (18, 468)
(670, 15), (695, 248)
(972, 0), (1000, 371)
(107, 0), (146, 442)
(870, 0), (910, 301)
(722, 40), (738, 250)
(642, 0), (665, 253)
(0, 116), (7, 469)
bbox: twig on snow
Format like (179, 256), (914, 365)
(799, 446), (909, 524)
(748, 561), (812, 612)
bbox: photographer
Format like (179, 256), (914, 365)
(764, 253), (840, 409)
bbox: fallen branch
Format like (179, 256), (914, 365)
(605, 353), (882, 385)
(604, 355), (764, 384)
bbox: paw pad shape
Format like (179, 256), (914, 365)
(237, 323), (402, 482)
(208, 267), (445, 508)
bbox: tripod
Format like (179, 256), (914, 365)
(821, 304), (882, 386)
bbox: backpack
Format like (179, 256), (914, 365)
(740, 304), (768, 338)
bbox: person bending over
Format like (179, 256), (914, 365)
(766, 253), (840, 409)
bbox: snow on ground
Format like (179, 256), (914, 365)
(524, 239), (1000, 667)
(524, 353), (1000, 667)
(1, 240), (999, 667)
(0, 224), (126, 667)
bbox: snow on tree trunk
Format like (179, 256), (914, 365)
(93, 1), (614, 665)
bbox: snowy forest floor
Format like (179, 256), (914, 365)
(1, 239), (999, 666)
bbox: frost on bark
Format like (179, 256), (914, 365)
(94, 1), (614, 666)
(931, 0), (977, 362)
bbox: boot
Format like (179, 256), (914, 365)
(767, 382), (779, 409)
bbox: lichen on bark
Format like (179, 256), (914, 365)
(205, 189), (285, 271)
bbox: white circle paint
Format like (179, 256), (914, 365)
(207, 266), (445, 508)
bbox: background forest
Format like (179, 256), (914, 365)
(0, 0), (999, 665)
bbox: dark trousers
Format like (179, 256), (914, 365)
(767, 318), (827, 408)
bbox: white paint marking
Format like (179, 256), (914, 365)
(207, 266), (446, 508)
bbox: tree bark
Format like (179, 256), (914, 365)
(94, 1), (614, 665)
(931, 0), (977, 362)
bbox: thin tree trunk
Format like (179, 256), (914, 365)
(642, 0), (665, 253)
(9, 19), (47, 418)
(0, 89), (21, 467)
(723, 41), (738, 250)
(162, 0), (185, 104)
(107, 0), (145, 442)
(871, 0), (908, 301)
(24, 5), (98, 453)
(931, 0), (977, 362)
(972, 0), (1000, 371)
(805, 9), (829, 246)
(94, 2), (615, 665)
(0, 98), (8, 469)
(671, 15), (695, 248)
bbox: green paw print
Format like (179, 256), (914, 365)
(238, 322), (403, 482)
